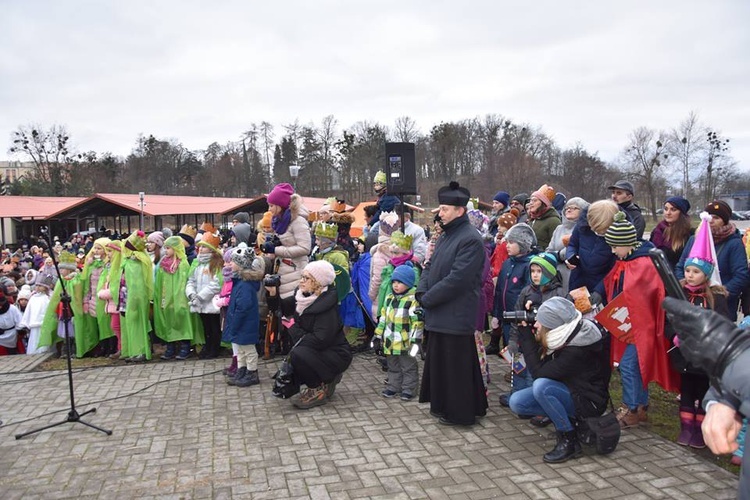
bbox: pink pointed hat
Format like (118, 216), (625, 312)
(684, 211), (722, 286)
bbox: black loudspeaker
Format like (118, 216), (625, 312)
(385, 142), (417, 195)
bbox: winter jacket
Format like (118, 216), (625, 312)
(529, 206), (561, 250)
(416, 213), (485, 336)
(274, 194), (311, 298)
(493, 252), (534, 319)
(619, 201), (645, 240)
(369, 192), (401, 225)
(566, 210), (615, 293)
(676, 228), (749, 320)
(520, 317), (610, 418)
(186, 260), (222, 314)
(222, 265), (264, 346)
(509, 278), (566, 355)
(546, 216), (578, 293)
(375, 287), (424, 355)
(351, 252), (373, 323)
(368, 241), (394, 309)
(404, 220), (428, 264)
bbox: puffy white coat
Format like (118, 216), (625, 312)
(274, 195), (311, 299)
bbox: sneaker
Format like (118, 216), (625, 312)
(326, 373), (343, 398)
(293, 385), (328, 410)
(108, 351), (121, 360)
(400, 392), (414, 401)
(616, 405), (640, 429)
(381, 389), (398, 398)
(530, 415), (552, 427)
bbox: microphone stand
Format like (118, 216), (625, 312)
(15, 228), (112, 439)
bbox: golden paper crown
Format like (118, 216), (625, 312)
(58, 250), (78, 271)
(390, 230), (413, 251)
(178, 224), (198, 239)
(314, 222), (338, 240)
(197, 232), (221, 253)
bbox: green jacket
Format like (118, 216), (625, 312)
(154, 258), (194, 342)
(530, 207), (561, 250)
(374, 286), (424, 355)
(39, 273), (92, 357)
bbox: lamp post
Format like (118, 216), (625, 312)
(138, 191), (145, 231)
(289, 165), (301, 190)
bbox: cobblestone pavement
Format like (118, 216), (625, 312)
(0, 352), (739, 499)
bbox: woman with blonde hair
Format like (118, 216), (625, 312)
(565, 199), (619, 294)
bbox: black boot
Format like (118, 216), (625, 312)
(485, 337), (501, 356)
(235, 369), (260, 387)
(543, 430), (582, 463)
(160, 342), (177, 360)
(227, 367), (247, 386)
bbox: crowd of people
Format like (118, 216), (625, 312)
(0, 173), (748, 469)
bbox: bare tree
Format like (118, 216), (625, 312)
(621, 127), (670, 221)
(9, 124), (75, 196)
(393, 116), (419, 142)
(668, 111), (706, 198)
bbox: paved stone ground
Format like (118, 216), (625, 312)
(0, 352), (739, 499)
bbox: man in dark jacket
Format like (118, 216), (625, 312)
(417, 181), (488, 426)
(608, 180), (645, 239)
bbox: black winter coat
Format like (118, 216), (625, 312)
(519, 320), (610, 418)
(416, 213), (485, 335)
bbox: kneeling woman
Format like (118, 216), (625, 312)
(267, 260), (352, 409)
(509, 297), (610, 463)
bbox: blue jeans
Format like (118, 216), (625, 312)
(619, 344), (648, 409)
(511, 365), (533, 392)
(509, 378), (576, 431)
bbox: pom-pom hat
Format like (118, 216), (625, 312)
(18, 284), (32, 301)
(147, 231), (165, 248)
(605, 212), (638, 247)
(685, 211), (722, 286)
(373, 171), (387, 184)
(505, 223), (536, 254)
(231, 242), (263, 272)
(530, 252), (559, 286)
(438, 181), (471, 207)
(498, 209), (519, 230)
(531, 184), (556, 208)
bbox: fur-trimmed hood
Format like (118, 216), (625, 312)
(238, 259), (266, 282)
(289, 193), (310, 221)
(331, 212), (355, 226)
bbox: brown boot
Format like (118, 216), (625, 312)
(616, 405), (640, 429)
(293, 384), (328, 410)
(637, 405), (649, 423)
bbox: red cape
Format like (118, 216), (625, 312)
(604, 256), (680, 393)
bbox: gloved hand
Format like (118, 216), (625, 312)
(490, 317), (500, 330)
(372, 337), (384, 356)
(663, 297), (750, 384)
(260, 241), (276, 254)
(589, 291), (603, 306)
(189, 295), (201, 308)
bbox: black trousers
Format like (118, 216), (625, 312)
(200, 313), (222, 355)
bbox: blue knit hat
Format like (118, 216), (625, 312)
(665, 196), (690, 215)
(493, 191), (510, 207)
(391, 264), (416, 289)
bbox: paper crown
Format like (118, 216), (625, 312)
(685, 211), (722, 285)
(390, 230), (413, 251)
(199, 222), (217, 233)
(58, 250), (78, 271)
(330, 198), (346, 213)
(197, 232), (222, 254)
(35, 271), (58, 290)
(373, 170), (387, 184)
(126, 230), (147, 252)
(379, 211), (400, 236)
(178, 224), (198, 239)
(314, 222), (338, 240)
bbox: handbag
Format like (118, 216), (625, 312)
(271, 338), (303, 399)
(576, 399), (621, 455)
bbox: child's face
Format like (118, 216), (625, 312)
(684, 266), (708, 287)
(231, 261), (241, 273)
(530, 264), (542, 286)
(60, 268), (72, 277)
(198, 246), (211, 255)
(165, 247), (175, 258)
(93, 244), (104, 259)
(18, 298), (28, 308)
(611, 246), (631, 259)
(35, 285), (47, 294)
(507, 241), (521, 256)
(392, 280), (409, 295)
(496, 227), (507, 240)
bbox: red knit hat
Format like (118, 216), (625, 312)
(267, 183), (295, 209)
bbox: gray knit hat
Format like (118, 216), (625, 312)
(505, 223), (537, 254)
(231, 242), (261, 271)
(565, 197), (590, 212)
(537, 297), (578, 330)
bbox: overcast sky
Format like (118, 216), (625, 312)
(2, 1), (749, 174)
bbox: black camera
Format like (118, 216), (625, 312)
(263, 274), (281, 287)
(502, 309), (537, 323)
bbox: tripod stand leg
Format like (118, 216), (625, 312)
(76, 418), (113, 435)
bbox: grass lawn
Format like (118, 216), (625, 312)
(609, 370), (741, 475)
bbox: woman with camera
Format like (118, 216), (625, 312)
(508, 297), (610, 463)
(266, 260), (352, 409)
(260, 183), (311, 299)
